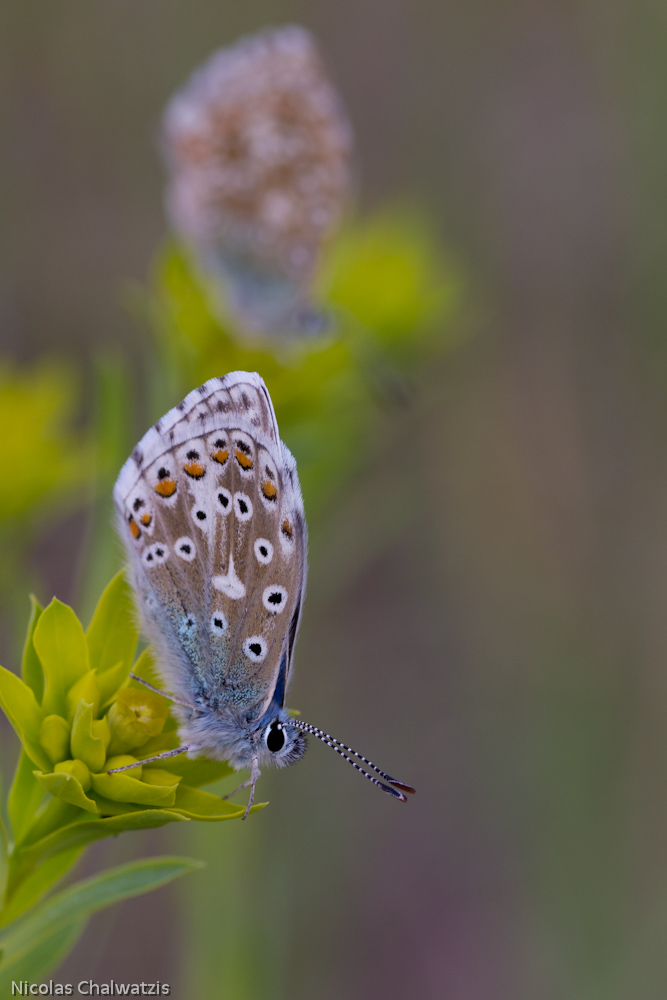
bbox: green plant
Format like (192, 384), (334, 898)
(137, 210), (462, 517)
(0, 572), (257, 983)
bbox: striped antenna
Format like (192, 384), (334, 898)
(288, 719), (415, 802)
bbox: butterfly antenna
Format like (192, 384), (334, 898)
(288, 719), (415, 802)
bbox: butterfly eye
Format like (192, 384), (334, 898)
(265, 721), (286, 753)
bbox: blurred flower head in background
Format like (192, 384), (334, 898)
(162, 25), (353, 338)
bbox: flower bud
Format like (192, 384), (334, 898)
(54, 758), (92, 791)
(106, 688), (169, 755)
(66, 670), (101, 721)
(39, 714), (71, 765)
(70, 701), (110, 773)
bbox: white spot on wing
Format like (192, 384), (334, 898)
(212, 551), (246, 600)
(175, 536), (196, 561)
(263, 585), (288, 613)
(254, 538), (274, 564)
(210, 611), (228, 636)
(217, 487), (232, 514)
(243, 635), (268, 663)
(234, 492), (253, 521)
(142, 543), (169, 567)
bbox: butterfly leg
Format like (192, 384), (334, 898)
(242, 757), (261, 821)
(129, 672), (194, 709)
(108, 745), (191, 773)
(222, 777), (253, 800)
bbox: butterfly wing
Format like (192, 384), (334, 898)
(114, 372), (307, 718)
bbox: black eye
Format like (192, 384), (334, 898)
(266, 722), (285, 753)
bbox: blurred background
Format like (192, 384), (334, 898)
(2, 1), (667, 998)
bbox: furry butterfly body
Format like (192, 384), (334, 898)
(114, 371), (414, 813)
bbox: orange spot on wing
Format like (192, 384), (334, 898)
(212, 448), (228, 465)
(184, 461), (206, 479)
(235, 449), (253, 470)
(128, 516), (141, 539)
(155, 479), (177, 498)
(139, 513), (152, 527)
(282, 519), (293, 540)
(262, 480), (278, 501)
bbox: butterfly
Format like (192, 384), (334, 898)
(162, 26), (352, 338)
(112, 372), (414, 817)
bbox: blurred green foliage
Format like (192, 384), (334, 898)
(140, 210), (461, 516)
(0, 359), (96, 649)
(0, 360), (93, 525)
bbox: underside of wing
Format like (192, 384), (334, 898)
(114, 372), (307, 719)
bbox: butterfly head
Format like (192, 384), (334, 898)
(258, 710), (308, 768)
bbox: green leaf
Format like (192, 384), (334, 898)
(34, 599), (90, 717)
(145, 755), (235, 788)
(0, 846), (83, 927)
(171, 784), (259, 821)
(0, 916), (86, 993)
(0, 856), (201, 983)
(66, 670), (101, 722)
(90, 771), (177, 808)
(0, 808), (7, 906)
(140, 769), (181, 788)
(0, 665), (49, 771)
(18, 799), (81, 852)
(8, 752), (45, 845)
(21, 596), (44, 702)
(86, 571), (138, 676)
(35, 771), (98, 815)
(6, 810), (189, 901)
(97, 659), (131, 709)
(128, 646), (162, 689)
